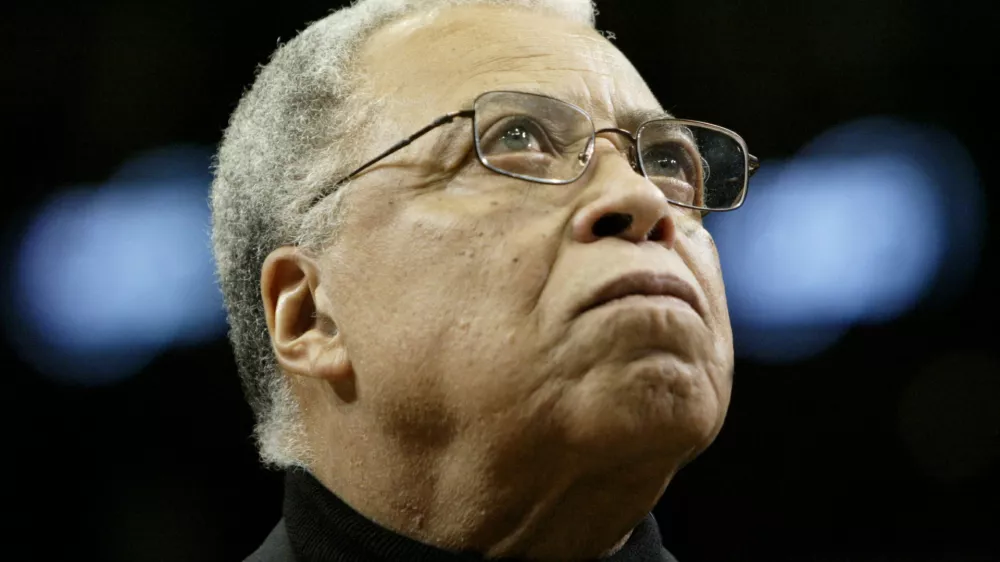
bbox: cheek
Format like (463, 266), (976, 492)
(398, 187), (564, 310)
(682, 227), (732, 339)
(339, 189), (560, 358)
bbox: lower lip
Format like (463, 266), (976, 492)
(590, 294), (699, 315)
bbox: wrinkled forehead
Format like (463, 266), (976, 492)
(360, 4), (664, 131)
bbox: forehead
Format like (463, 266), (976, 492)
(361, 4), (663, 130)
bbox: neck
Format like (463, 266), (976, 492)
(309, 431), (676, 560)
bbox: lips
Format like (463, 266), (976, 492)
(579, 271), (704, 318)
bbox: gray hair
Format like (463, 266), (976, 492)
(211, 0), (598, 468)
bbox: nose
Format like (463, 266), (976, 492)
(571, 146), (677, 248)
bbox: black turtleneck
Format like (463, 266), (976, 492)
(245, 468), (678, 562)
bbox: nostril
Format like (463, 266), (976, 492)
(592, 213), (633, 238)
(646, 219), (666, 242)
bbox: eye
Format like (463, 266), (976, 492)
(484, 117), (553, 154)
(501, 124), (535, 151)
(641, 140), (705, 205)
(642, 141), (697, 184)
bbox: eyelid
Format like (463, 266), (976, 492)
(657, 130), (700, 160)
(643, 135), (701, 168)
(480, 115), (559, 153)
(593, 135), (630, 155)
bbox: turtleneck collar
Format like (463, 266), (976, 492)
(282, 468), (677, 562)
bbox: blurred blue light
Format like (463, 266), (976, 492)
(715, 155), (945, 327)
(9, 146), (226, 386)
(798, 117), (986, 302)
(708, 117), (984, 363)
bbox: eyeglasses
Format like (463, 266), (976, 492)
(312, 90), (759, 213)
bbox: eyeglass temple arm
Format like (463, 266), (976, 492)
(331, 110), (476, 189)
(748, 154), (760, 177)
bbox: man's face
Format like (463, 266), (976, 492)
(315, 5), (733, 478)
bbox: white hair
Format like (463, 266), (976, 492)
(211, 0), (599, 468)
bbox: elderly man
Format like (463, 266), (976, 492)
(212, 0), (757, 560)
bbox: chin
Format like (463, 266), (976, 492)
(556, 354), (727, 462)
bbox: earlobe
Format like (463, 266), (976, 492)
(261, 247), (354, 383)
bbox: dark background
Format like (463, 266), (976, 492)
(4, 0), (998, 560)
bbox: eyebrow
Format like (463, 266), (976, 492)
(616, 108), (675, 133)
(461, 88), (675, 132)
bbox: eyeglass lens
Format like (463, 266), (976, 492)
(473, 91), (748, 211)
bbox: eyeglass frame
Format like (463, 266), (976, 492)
(309, 90), (760, 214)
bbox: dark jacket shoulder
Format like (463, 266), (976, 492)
(244, 519), (297, 562)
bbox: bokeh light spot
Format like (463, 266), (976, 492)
(7, 146), (226, 386)
(708, 117), (984, 363)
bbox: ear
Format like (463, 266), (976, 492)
(261, 246), (353, 384)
